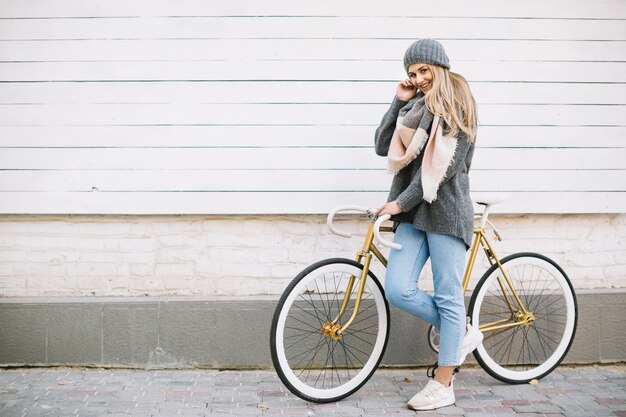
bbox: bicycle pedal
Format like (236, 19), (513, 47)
(426, 362), (438, 378)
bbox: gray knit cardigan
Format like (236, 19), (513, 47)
(374, 94), (476, 249)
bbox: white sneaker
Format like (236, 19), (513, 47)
(407, 379), (455, 411)
(459, 322), (483, 365)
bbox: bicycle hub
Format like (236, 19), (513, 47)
(515, 310), (536, 326)
(322, 322), (343, 341)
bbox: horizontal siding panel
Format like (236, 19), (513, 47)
(471, 83), (626, 105)
(2, 39), (625, 62)
(0, 191), (622, 214)
(470, 171), (626, 192)
(1, 17), (625, 41)
(2, 81), (626, 105)
(0, 170), (394, 192)
(1, 103), (624, 126)
(1, 148), (623, 170)
(0, 170), (622, 192)
(1, 125), (624, 148)
(0, 103), (378, 125)
(1, 0), (625, 19)
(0, 148), (386, 170)
(2, 61), (625, 83)
(474, 126), (626, 148)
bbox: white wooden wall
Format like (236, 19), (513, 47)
(0, 0), (625, 214)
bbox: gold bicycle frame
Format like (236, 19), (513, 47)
(328, 219), (533, 338)
(461, 227), (534, 333)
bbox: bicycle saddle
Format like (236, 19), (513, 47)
(471, 193), (507, 206)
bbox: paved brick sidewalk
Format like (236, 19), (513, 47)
(0, 364), (625, 416)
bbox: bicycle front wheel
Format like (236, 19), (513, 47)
(469, 252), (577, 384)
(270, 258), (390, 403)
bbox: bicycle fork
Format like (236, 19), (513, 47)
(322, 220), (390, 340)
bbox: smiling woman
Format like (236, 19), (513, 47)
(406, 64), (433, 94)
(374, 39), (481, 411)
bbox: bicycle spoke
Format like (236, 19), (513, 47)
(347, 326), (378, 336)
(344, 328), (379, 337)
(531, 324), (550, 360)
(488, 324), (520, 365)
(522, 265), (540, 312)
(314, 338), (335, 387)
(284, 331), (316, 339)
(531, 293), (565, 316)
(314, 279), (330, 321)
(503, 325), (523, 366)
(339, 339), (356, 378)
(284, 326), (318, 336)
(524, 327), (543, 365)
(288, 335), (325, 364)
(482, 325), (517, 341)
(284, 331), (319, 352)
(342, 331), (376, 348)
(337, 337), (376, 359)
(515, 327), (528, 367)
(330, 272), (349, 318)
(294, 297), (327, 325)
(339, 340), (368, 368)
(323, 273), (333, 322)
(532, 325), (562, 347)
(329, 341), (342, 387)
(485, 326), (518, 355)
(293, 334), (327, 372)
(286, 314), (324, 334)
(298, 290), (328, 325)
(526, 269), (558, 314)
(328, 273), (344, 320)
(350, 312), (379, 326)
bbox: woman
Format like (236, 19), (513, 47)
(374, 39), (483, 411)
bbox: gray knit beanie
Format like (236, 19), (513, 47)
(403, 39), (450, 71)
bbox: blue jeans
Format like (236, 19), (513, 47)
(384, 222), (467, 366)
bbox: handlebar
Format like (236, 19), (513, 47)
(328, 195), (507, 251)
(326, 205), (371, 238)
(374, 214), (402, 250)
(326, 206), (402, 250)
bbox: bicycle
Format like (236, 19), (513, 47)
(270, 194), (578, 403)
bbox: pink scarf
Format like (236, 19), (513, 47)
(388, 113), (458, 203)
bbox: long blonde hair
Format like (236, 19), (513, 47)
(424, 65), (477, 142)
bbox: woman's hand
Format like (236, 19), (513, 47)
(396, 79), (417, 101)
(376, 201), (402, 216)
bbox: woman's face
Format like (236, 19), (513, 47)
(407, 63), (433, 94)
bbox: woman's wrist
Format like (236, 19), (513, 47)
(390, 96), (409, 111)
(396, 194), (419, 214)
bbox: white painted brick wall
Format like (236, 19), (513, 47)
(0, 214), (624, 297)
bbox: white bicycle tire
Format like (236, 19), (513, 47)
(271, 259), (390, 402)
(469, 253), (577, 383)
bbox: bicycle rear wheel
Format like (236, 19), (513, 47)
(270, 258), (390, 403)
(468, 252), (577, 384)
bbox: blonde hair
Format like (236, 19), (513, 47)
(424, 65), (477, 142)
